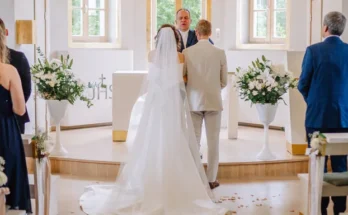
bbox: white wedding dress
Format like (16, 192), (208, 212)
(79, 27), (228, 215)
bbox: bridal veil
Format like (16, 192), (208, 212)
(79, 27), (227, 215)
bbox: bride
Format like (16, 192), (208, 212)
(79, 24), (228, 215)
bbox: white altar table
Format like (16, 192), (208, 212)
(112, 71), (239, 142)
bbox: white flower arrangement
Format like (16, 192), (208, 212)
(235, 55), (298, 105)
(0, 157), (7, 186)
(309, 132), (327, 154)
(31, 47), (93, 108)
(31, 128), (50, 163)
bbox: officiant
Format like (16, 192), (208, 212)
(175, 8), (213, 52)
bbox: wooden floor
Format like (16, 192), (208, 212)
(44, 126), (308, 180)
(57, 175), (342, 215)
(48, 126), (305, 163)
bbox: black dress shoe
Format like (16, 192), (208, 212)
(209, 181), (220, 189)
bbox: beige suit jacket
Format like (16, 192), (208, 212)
(183, 40), (228, 111)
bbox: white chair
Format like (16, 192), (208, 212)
(21, 135), (58, 215)
(298, 133), (348, 215)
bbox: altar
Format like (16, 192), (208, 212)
(111, 71), (239, 142)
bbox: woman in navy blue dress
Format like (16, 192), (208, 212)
(0, 25), (32, 213)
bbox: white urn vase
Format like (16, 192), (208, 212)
(255, 103), (278, 160)
(47, 100), (69, 156)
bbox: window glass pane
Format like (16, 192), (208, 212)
(72, 0), (82, 7)
(253, 11), (267, 38)
(274, 0), (286, 9)
(72, 9), (83, 36)
(254, 0), (267, 10)
(274, 11), (286, 38)
(88, 10), (105, 36)
(183, 0), (202, 29)
(89, 0), (105, 9)
(156, 0), (175, 30)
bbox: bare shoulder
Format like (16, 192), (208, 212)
(0, 63), (17, 88)
(4, 64), (20, 81)
(178, 53), (184, 64)
(5, 64), (18, 75)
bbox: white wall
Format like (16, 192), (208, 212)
(3, 0), (348, 130)
(49, 0), (136, 126)
(219, 0), (309, 127)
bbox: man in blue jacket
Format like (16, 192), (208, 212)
(298, 11), (348, 215)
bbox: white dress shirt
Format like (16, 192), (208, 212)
(179, 29), (189, 48)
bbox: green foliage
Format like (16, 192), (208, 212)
(88, 10), (102, 36)
(72, 9), (82, 36)
(31, 129), (50, 162)
(183, 0), (202, 29)
(72, 0), (104, 37)
(156, 0), (202, 30)
(72, 0), (81, 7)
(274, 11), (286, 38)
(254, 0), (287, 38)
(157, 0), (176, 30)
(235, 55), (298, 105)
(31, 47), (93, 108)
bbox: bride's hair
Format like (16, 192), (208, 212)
(154, 24), (181, 51)
(0, 19), (8, 64)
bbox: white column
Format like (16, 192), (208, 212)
(228, 74), (238, 139)
(284, 51), (308, 155)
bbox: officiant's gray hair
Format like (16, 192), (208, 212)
(324, 11), (346, 36)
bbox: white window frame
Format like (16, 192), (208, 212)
(249, 0), (287, 44)
(71, 0), (109, 43)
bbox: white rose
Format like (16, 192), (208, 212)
(248, 82), (255, 90)
(310, 138), (321, 149)
(48, 81), (56, 87)
(252, 91), (258, 96)
(271, 82), (278, 87)
(0, 172), (7, 186)
(262, 92), (265, 95)
(267, 87), (272, 92)
(256, 83), (262, 90)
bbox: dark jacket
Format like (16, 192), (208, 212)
(298, 36), (348, 128)
(8, 48), (31, 124)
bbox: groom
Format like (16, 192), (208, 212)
(183, 19), (227, 189)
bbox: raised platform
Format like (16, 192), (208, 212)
(45, 126), (308, 180)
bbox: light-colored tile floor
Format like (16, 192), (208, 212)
(56, 175), (345, 215)
(49, 126), (306, 164)
(56, 175), (301, 215)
